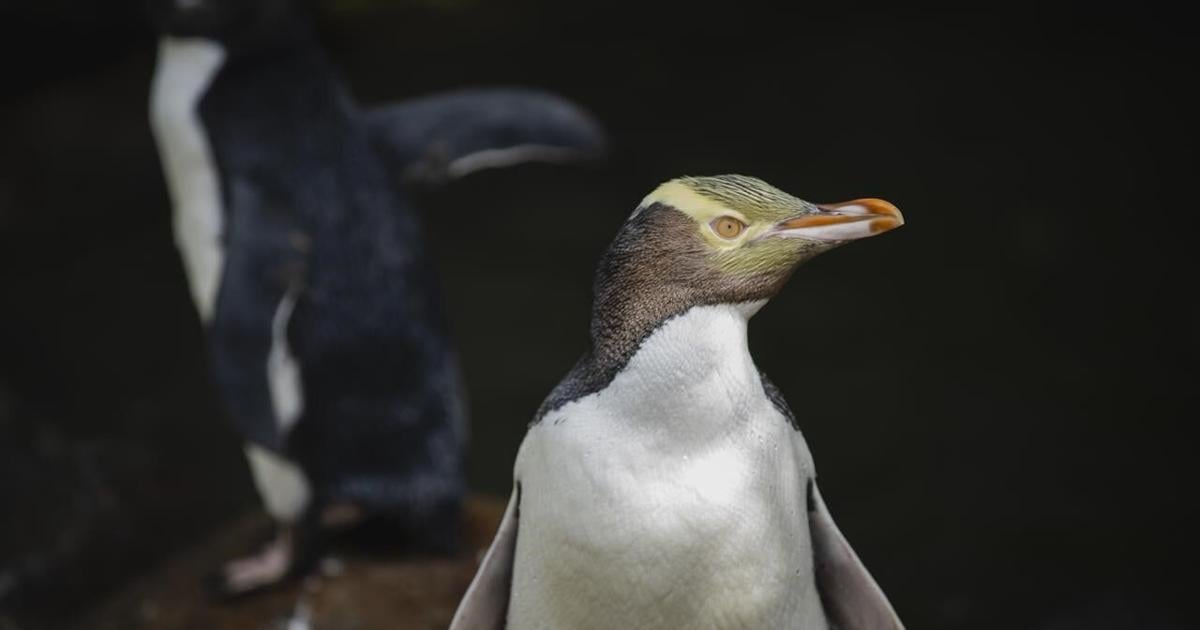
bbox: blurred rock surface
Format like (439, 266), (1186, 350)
(74, 496), (503, 630)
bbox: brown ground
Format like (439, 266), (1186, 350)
(74, 497), (505, 630)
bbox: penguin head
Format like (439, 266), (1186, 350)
(595, 175), (903, 321)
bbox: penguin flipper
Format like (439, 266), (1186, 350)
(808, 480), (905, 630)
(449, 487), (520, 630)
(365, 88), (607, 183)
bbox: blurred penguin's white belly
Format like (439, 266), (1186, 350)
(508, 305), (828, 630)
(149, 36), (227, 323)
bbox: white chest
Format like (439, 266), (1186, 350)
(509, 305), (827, 630)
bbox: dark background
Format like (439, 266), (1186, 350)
(1, 1), (1197, 628)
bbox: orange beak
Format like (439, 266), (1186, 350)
(775, 198), (904, 241)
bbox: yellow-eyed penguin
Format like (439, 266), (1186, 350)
(450, 175), (905, 630)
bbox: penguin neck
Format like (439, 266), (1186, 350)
(617, 301), (762, 392)
(588, 300), (763, 377)
(535, 205), (776, 422)
(591, 302), (766, 432)
(584, 205), (782, 388)
(536, 298), (765, 423)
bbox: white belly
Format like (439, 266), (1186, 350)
(508, 305), (828, 630)
(149, 36), (227, 323)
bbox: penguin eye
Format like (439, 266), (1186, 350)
(711, 216), (746, 240)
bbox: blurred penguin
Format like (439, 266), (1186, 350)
(147, 0), (606, 595)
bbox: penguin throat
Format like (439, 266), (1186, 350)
(534, 205), (780, 422)
(601, 304), (762, 420)
(535, 303), (762, 424)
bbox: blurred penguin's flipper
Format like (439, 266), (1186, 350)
(365, 88), (607, 183)
(449, 487), (520, 630)
(809, 480), (905, 630)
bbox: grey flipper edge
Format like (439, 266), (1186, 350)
(809, 480), (905, 630)
(449, 488), (520, 630)
(365, 88), (607, 183)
